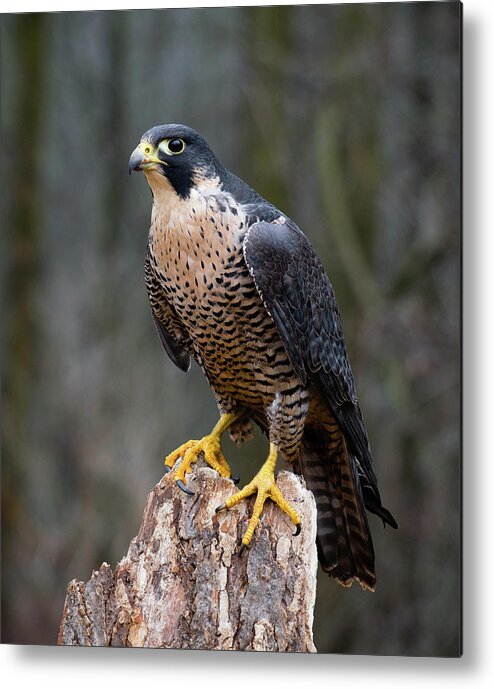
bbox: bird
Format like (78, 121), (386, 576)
(128, 123), (397, 591)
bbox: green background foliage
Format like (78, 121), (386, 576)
(1, 2), (461, 655)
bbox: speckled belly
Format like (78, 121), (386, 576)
(172, 253), (291, 406)
(150, 225), (296, 410)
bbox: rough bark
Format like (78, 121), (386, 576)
(58, 461), (318, 651)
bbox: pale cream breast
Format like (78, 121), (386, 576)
(146, 169), (247, 303)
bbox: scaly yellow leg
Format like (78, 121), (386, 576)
(165, 413), (239, 493)
(217, 443), (301, 547)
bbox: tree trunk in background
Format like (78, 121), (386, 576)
(2, 14), (45, 490)
(58, 465), (318, 651)
(1, 15), (46, 640)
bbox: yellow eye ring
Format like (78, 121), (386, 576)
(159, 138), (185, 155)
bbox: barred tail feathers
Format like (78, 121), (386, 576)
(298, 432), (377, 591)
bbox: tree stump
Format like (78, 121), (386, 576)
(58, 461), (318, 651)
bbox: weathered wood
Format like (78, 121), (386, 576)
(58, 461), (318, 651)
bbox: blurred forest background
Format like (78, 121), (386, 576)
(1, 2), (461, 655)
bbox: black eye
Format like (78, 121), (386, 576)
(168, 138), (185, 154)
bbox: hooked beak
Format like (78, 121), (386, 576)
(128, 142), (165, 175)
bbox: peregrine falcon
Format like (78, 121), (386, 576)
(129, 124), (397, 591)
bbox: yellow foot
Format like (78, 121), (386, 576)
(164, 414), (238, 494)
(216, 443), (301, 548)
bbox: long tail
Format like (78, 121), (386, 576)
(297, 425), (393, 591)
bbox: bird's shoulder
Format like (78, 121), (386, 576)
(218, 167), (284, 224)
(242, 215), (331, 307)
(244, 215), (311, 261)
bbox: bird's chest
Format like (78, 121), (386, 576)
(149, 193), (268, 364)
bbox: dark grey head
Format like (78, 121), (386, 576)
(128, 124), (221, 199)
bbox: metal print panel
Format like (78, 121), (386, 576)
(1, 1), (461, 656)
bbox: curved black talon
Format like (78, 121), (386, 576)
(231, 475), (240, 485)
(239, 543), (247, 556)
(215, 503), (226, 514)
(163, 466), (172, 474)
(293, 522), (301, 537)
(176, 479), (195, 496)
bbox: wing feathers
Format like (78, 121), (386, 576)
(145, 252), (192, 373)
(152, 313), (191, 373)
(244, 220), (363, 439)
(243, 219), (396, 527)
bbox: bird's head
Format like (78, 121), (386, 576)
(128, 124), (220, 199)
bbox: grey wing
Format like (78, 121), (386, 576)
(145, 253), (192, 373)
(243, 219), (378, 489)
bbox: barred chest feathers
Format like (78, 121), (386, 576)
(144, 168), (298, 413)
